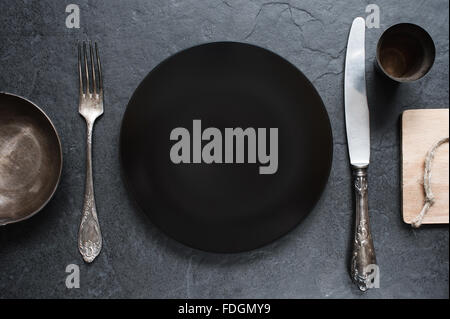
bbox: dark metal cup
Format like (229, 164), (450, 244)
(375, 23), (435, 82)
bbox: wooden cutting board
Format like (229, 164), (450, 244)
(402, 109), (449, 225)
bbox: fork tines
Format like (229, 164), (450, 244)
(78, 41), (102, 98)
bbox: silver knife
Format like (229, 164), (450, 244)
(344, 17), (377, 291)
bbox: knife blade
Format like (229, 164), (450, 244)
(344, 17), (377, 292)
(345, 17), (370, 168)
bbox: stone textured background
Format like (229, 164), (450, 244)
(0, 0), (448, 298)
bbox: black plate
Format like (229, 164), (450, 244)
(120, 42), (332, 253)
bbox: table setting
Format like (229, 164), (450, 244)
(0, 0), (448, 299)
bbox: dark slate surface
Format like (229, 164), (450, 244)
(0, 0), (448, 299)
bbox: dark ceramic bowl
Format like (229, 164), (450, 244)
(0, 92), (62, 225)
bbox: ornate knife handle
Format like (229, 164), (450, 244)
(350, 167), (377, 291)
(78, 121), (102, 263)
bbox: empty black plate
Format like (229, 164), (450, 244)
(120, 42), (332, 253)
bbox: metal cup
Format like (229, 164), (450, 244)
(375, 23), (435, 82)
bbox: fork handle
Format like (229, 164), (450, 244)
(350, 167), (377, 291)
(78, 120), (102, 263)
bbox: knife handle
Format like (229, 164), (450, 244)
(350, 167), (377, 291)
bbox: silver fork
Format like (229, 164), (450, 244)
(77, 42), (103, 263)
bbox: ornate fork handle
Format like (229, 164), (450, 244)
(350, 167), (377, 291)
(78, 120), (102, 263)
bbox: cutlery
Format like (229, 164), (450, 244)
(344, 17), (377, 291)
(77, 42), (103, 263)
